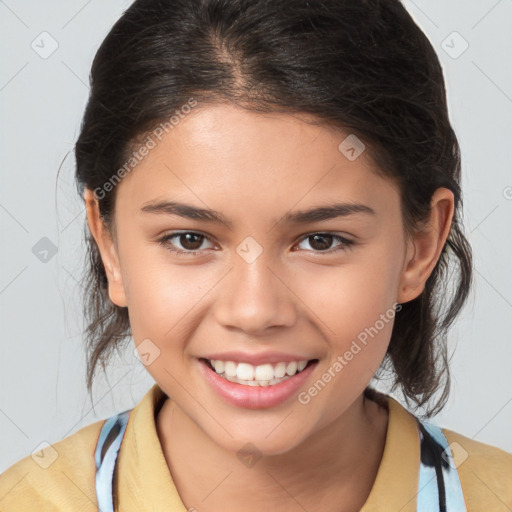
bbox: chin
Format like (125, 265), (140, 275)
(205, 417), (310, 458)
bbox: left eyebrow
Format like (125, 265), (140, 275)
(140, 200), (376, 228)
(280, 202), (376, 225)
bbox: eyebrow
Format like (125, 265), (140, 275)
(140, 200), (376, 228)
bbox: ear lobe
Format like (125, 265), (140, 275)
(397, 188), (455, 304)
(83, 189), (128, 308)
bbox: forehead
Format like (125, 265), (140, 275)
(115, 103), (399, 224)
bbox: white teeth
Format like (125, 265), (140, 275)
(224, 361), (237, 377)
(286, 361), (298, 376)
(255, 363), (274, 381)
(207, 358), (311, 385)
(213, 360), (224, 373)
(274, 362), (287, 378)
(236, 376), (292, 386)
(236, 363), (254, 381)
(237, 378), (259, 386)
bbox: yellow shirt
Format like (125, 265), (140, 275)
(1, 383), (511, 511)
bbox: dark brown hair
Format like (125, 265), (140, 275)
(74, 0), (473, 416)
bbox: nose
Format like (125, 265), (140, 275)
(213, 250), (297, 335)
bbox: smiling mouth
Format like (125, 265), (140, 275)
(200, 358), (318, 387)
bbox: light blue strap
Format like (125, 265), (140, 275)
(93, 411), (467, 512)
(417, 425), (441, 512)
(94, 410), (131, 512)
(417, 421), (468, 512)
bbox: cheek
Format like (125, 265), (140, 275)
(296, 245), (402, 342)
(118, 239), (207, 343)
(298, 291), (397, 425)
(291, 239), (402, 402)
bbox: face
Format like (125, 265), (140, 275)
(86, 103), (452, 455)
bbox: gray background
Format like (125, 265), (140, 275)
(1, 0), (511, 474)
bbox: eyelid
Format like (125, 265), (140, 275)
(294, 232), (355, 253)
(157, 230), (355, 256)
(158, 230), (216, 254)
(294, 230), (354, 243)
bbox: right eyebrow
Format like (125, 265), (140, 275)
(140, 200), (234, 228)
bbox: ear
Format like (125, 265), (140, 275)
(83, 189), (128, 308)
(397, 187), (455, 304)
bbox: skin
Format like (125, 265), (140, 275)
(84, 103), (454, 512)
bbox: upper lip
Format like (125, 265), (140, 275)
(201, 351), (316, 366)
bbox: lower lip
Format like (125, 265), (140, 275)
(198, 359), (318, 409)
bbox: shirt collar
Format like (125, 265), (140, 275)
(116, 384), (420, 512)
(115, 383), (185, 511)
(361, 395), (420, 511)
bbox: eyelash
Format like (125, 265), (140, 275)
(157, 231), (355, 257)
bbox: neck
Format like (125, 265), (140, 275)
(156, 391), (388, 512)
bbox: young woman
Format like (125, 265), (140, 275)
(1, 0), (511, 511)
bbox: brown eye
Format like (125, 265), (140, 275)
(158, 231), (215, 255)
(308, 234), (334, 251)
(296, 233), (354, 253)
(176, 232), (204, 251)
